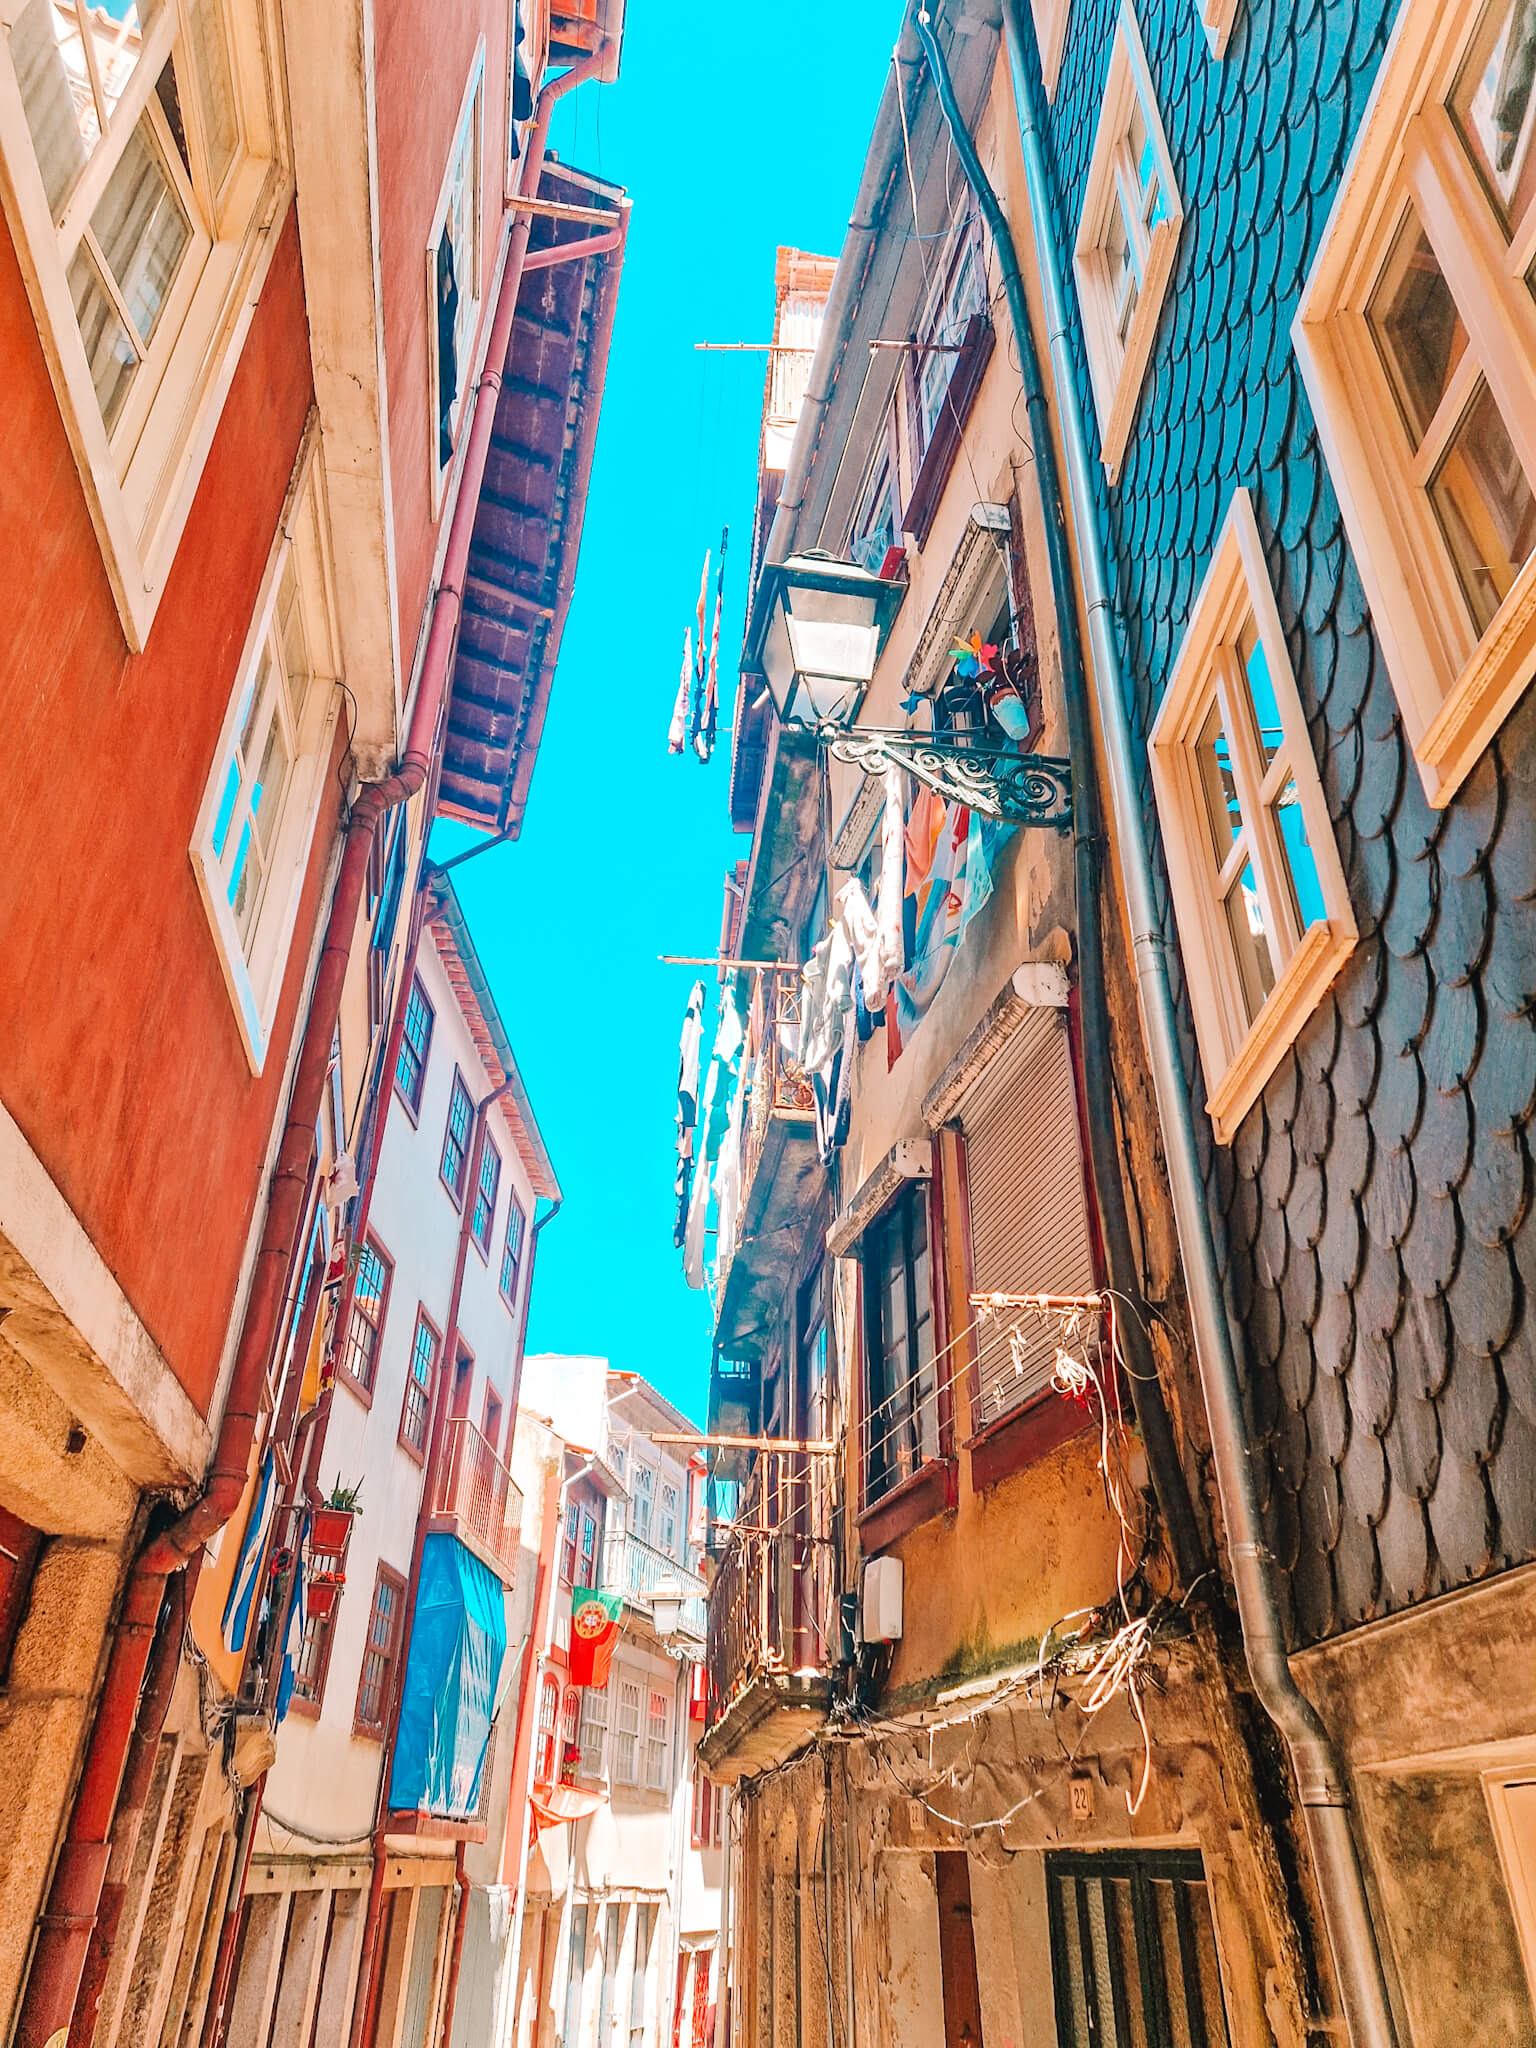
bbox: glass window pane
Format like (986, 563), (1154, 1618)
(210, 755), (240, 860)
(1193, 700), (1241, 864)
(228, 815), (256, 933)
(1430, 377), (1536, 633)
(1106, 196), (1138, 337)
(90, 113), (190, 348)
(1238, 621), (1283, 774)
(277, 557), (309, 716)
(1272, 777), (1325, 929)
(10, 0), (93, 213)
(67, 239), (137, 429)
(1366, 214), (1469, 452)
(1451, 0), (1536, 238)
(185, 0), (238, 192)
(1225, 860), (1277, 1025)
(251, 712), (288, 854)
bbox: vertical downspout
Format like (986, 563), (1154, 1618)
(438, 1842), (472, 2048)
(966, 5), (1399, 2041)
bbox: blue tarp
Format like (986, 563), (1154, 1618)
(389, 1534), (507, 1819)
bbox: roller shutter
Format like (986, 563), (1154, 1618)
(959, 1008), (1097, 1428)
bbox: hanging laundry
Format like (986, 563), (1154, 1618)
(894, 803), (1012, 1035)
(714, 1064), (748, 1273)
(672, 979), (706, 1248)
(876, 763), (906, 998)
(834, 878), (881, 996)
(688, 548), (711, 746)
(681, 985), (746, 1289)
(668, 631), (691, 755)
(797, 922), (853, 1077)
(694, 528), (728, 762)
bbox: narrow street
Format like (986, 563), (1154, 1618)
(0, 2), (1533, 2047)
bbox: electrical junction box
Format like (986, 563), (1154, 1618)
(861, 1556), (904, 1643)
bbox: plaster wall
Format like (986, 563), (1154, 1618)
(812, 60), (1132, 1698)
(0, 206), (336, 1422)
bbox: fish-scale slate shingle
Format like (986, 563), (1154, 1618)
(1040, 0), (1536, 1645)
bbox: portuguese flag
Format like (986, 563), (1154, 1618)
(569, 1587), (623, 1688)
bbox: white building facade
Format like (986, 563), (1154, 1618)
(227, 881), (557, 2048)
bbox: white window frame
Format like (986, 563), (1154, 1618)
(1148, 489), (1357, 1142)
(0, 0), (289, 648)
(1484, 1764), (1536, 2012)
(1072, 0), (1183, 483)
(629, 1461), (653, 1544)
(426, 43), (485, 515)
(1196, 0), (1238, 60)
(1033, 0), (1070, 101)
(644, 1688), (670, 1792)
(612, 1673), (641, 1786)
(1294, 0), (1536, 808)
(190, 420), (342, 1072)
(578, 1678), (608, 1778)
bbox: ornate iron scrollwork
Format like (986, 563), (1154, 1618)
(824, 726), (1074, 830)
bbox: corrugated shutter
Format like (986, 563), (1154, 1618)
(959, 1009), (1097, 1429)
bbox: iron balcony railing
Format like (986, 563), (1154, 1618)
(602, 1527), (708, 1637)
(429, 1416), (523, 1583)
(704, 1449), (839, 1732)
(715, 967), (816, 1295)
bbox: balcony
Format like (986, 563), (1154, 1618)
(603, 1527), (708, 1639)
(698, 1453), (839, 1784)
(427, 1417), (523, 1586)
(714, 968), (824, 1358)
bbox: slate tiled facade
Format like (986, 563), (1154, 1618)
(1039, 0), (1536, 1651)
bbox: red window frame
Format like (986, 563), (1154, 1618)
(470, 1133), (501, 1255)
(394, 976), (435, 1118)
(482, 1384), (503, 1457)
(339, 1236), (393, 1400)
(354, 1564), (406, 1737)
(440, 1070), (474, 1205)
(399, 1308), (441, 1461)
(560, 1686), (581, 1783)
(560, 1499), (580, 1586)
(291, 1601), (336, 1717)
(535, 1672), (560, 1785)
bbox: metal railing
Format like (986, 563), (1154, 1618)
(704, 1449), (839, 1731)
(430, 1416), (523, 1580)
(603, 1527), (708, 1636)
(741, 966), (816, 1196)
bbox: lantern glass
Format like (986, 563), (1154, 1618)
(651, 1575), (684, 1638)
(755, 554), (897, 727)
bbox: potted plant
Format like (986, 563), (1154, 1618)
(307, 1570), (345, 1619)
(309, 1478), (362, 1559)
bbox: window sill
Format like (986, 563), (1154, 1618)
(858, 1456), (956, 1553)
(332, 1364), (375, 1412)
(901, 315), (996, 548)
(966, 1386), (1096, 1492)
(352, 1720), (385, 1743)
(392, 1079), (424, 1128)
(1204, 918), (1357, 1143)
(288, 1694), (323, 1722)
(397, 1431), (427, 1468)
(440, 1170), (467, 1211)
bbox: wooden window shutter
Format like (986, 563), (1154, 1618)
(958, 1010), (1097, 1430)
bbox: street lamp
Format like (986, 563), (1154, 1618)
(746, 546), (1073, 831)
(650, 1574), (684, 1641)
(752, 551), (906, 729)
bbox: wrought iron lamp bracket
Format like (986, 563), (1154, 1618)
(821, 725), (1074, 830)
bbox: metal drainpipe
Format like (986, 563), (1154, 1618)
(908, 8), (1204, 1592)
(710, 1789), (732, 2048)
(438, 1842), (472, 2048)
(975, 5), (1399, 2042)
(348, 1078), (520, 2048)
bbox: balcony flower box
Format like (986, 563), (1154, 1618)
(308, 1507), (355, 1559)
(307, 1573), (344, 1618)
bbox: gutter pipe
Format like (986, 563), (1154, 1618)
(438, 1843), (471, 2048)
(15, 48), (607, 2048)
(348, 1076), (521, 2048)
(909, 8), (1205, 1594)
(974, 5), (1399, 2041)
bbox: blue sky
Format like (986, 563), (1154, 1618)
(433, 5), (897, 1420)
